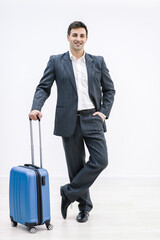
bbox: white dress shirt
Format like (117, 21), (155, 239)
(69, 51), (95, 111)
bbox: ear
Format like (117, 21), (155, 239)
(67, 35), (70, 41)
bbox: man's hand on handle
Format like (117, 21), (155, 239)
(29, 110), (42, 120)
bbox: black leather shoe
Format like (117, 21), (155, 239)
(76, 210), (89, 223)
(60, 187), (71, 219)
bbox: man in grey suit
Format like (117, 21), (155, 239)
(29, 21), (115, 223)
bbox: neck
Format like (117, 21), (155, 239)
(70, 48), (84, 60)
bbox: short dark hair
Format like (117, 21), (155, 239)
(67, 21), (88, 36)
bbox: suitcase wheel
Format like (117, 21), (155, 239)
(46, 223), (53, 230)
(29, 227), (37, 234)
(11, 220), (17, 227)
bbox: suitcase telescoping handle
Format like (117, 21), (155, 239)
(29, 115), (43, 168)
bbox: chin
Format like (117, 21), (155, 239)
(75, 46), (82, 50)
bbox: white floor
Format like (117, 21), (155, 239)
(1, 177), (160, 240)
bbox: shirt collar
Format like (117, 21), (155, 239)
(69, 50), (86, 62)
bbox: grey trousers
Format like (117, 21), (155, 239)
(62, 112), (108, 212)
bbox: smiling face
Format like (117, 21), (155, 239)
(67, 27), (88, 53)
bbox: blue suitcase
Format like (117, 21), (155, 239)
(9, 117), (53, 233)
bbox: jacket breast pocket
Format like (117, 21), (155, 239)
(94, 72), (102, 88)
(95, 71), (101, 81)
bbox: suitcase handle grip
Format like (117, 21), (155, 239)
(29, 115), (40, 121)
(24, 164), (40, 169)
(29, 115), (43, 168)
(36, 115), (40, 121)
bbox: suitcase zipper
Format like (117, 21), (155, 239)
(19, 166), (43, 225)
(34, 169), (43, 225)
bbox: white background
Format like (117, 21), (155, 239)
(1, 0), (160, 178)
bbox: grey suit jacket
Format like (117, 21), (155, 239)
(31, 51), (115, 137)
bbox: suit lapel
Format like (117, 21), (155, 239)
(63, 51), (77, 94)
(85, 53), (94, 97)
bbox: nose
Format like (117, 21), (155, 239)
(75, 36), (81, 41)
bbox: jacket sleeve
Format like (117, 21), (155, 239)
(31, 56), (55, 111)
(100, 57), (115, 118)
